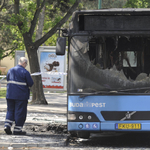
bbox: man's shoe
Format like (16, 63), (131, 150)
(13, 131), (26, 135)
(4, 126), (12, 135)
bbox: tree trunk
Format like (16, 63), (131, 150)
(35, 6), (45, 41)
(28, 47), (47, 104)
(24, 36), (47, 104)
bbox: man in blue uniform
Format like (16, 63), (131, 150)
(4, 57), (34, 135)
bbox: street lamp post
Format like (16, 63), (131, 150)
(98, 0), (101, 9)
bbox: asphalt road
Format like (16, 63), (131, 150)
(0, 92), (68, 149)
(1, 83), (150, 149)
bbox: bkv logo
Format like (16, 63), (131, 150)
(69, 102), (106, 108)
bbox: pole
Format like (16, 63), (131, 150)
(98, 0), (101, 9)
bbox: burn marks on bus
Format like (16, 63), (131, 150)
(88, 36), (150, 81)
(69, 35), (150, 93)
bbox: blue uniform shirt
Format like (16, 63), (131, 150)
(6, 65), (34, 100)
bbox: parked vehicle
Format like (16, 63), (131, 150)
(56, 8), (150, 138)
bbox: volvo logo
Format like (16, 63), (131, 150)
(125, 112), (131, 119)
(121, 111), (136, 121)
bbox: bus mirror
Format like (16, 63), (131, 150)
(56, 37), (66, 55)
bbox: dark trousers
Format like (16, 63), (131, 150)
(5, 99), (28, 131)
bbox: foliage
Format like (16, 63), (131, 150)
(77, 0), (127, 10)
(0, 1), (18, 59)
(4, 0), (78, 47)
(0, 0), (128, 58)
(124, 0), (150, 8)
(102, 0), (127, 8)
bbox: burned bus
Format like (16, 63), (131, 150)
(56, 9), (150, 138)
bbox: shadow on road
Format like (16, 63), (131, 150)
(74, 132), (150, 148)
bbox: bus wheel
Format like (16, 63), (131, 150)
(77, 131), (90, 139)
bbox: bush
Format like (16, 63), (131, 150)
(0, 88), (6, 98)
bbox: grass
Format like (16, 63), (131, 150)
(0, 88), (66, 98)
(0, 88), (6, 98)
(0, 88), (32, 98)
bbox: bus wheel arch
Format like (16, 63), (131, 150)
(77, 131), (90, 139)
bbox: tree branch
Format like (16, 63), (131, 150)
(14, 0), (19, 14)
(34, 0), (81, 47)
(29, 0), (46, 36)
(1, 44), (18, 59)
(0, 0), (5, 11)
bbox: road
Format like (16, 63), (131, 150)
(2, 132), (150, 150)
(1, 87), (150, 149)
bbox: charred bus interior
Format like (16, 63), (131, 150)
(88, 36), (150, 81)
(65, 10), (150, 93)
(77, 12), (150, 81)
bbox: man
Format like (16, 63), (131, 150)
(4, 57), (34, 135)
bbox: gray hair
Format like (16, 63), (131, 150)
(19, 57), (28, 65)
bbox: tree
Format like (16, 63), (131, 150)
(102, 0), (127, 8)
(0, 0), (21, 60)
(1, 0), (127, 103)
(12, 0), (81, 104)
(0, 0), (6, 10)
(124, 0), (150, 8)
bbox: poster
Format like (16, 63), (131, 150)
(39, 47), (66, 90)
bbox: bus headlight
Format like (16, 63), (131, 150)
(68, 111), (100, 122)
(79, 115), (84, 120)
(88, 115), (92, 120)
(68, 114), (76, 120)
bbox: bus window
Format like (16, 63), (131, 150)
(88, 36), (142, 80)
(69, 35), (150, 93)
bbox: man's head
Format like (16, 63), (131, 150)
(18, 57), (28, 68)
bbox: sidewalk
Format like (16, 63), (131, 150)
(0, 93), (68, 148)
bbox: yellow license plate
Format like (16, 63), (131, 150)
(116, 123), (141, 129)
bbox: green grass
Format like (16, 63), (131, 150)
(0, 88), (33, 98)
(0, 88), (66, 98)
(0, 88), (6, 98)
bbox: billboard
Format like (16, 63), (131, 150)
(38, 46), (67, 90)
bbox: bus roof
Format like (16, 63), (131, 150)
(70, 8), (150, 36)
(73, 8), (150, 15)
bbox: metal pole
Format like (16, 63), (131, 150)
(98, 0), (101, 9)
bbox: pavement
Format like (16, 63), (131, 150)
(0, 91), (68, 149)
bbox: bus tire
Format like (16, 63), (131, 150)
(77, 131), (90, 139)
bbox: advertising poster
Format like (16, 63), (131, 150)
(39, 48), (66, 90)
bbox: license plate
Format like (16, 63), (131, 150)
(116, 123), (141, 130)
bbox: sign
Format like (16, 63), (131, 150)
(115, 123), (141, 130)
(38, 46), (67, 90)
(15, 51), (25, 66)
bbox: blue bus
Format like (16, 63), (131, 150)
(56, 8), (150, 138)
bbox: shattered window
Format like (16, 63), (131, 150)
(69, 36), (150, 94)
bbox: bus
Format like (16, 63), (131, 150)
(56, 8), (150, 138)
